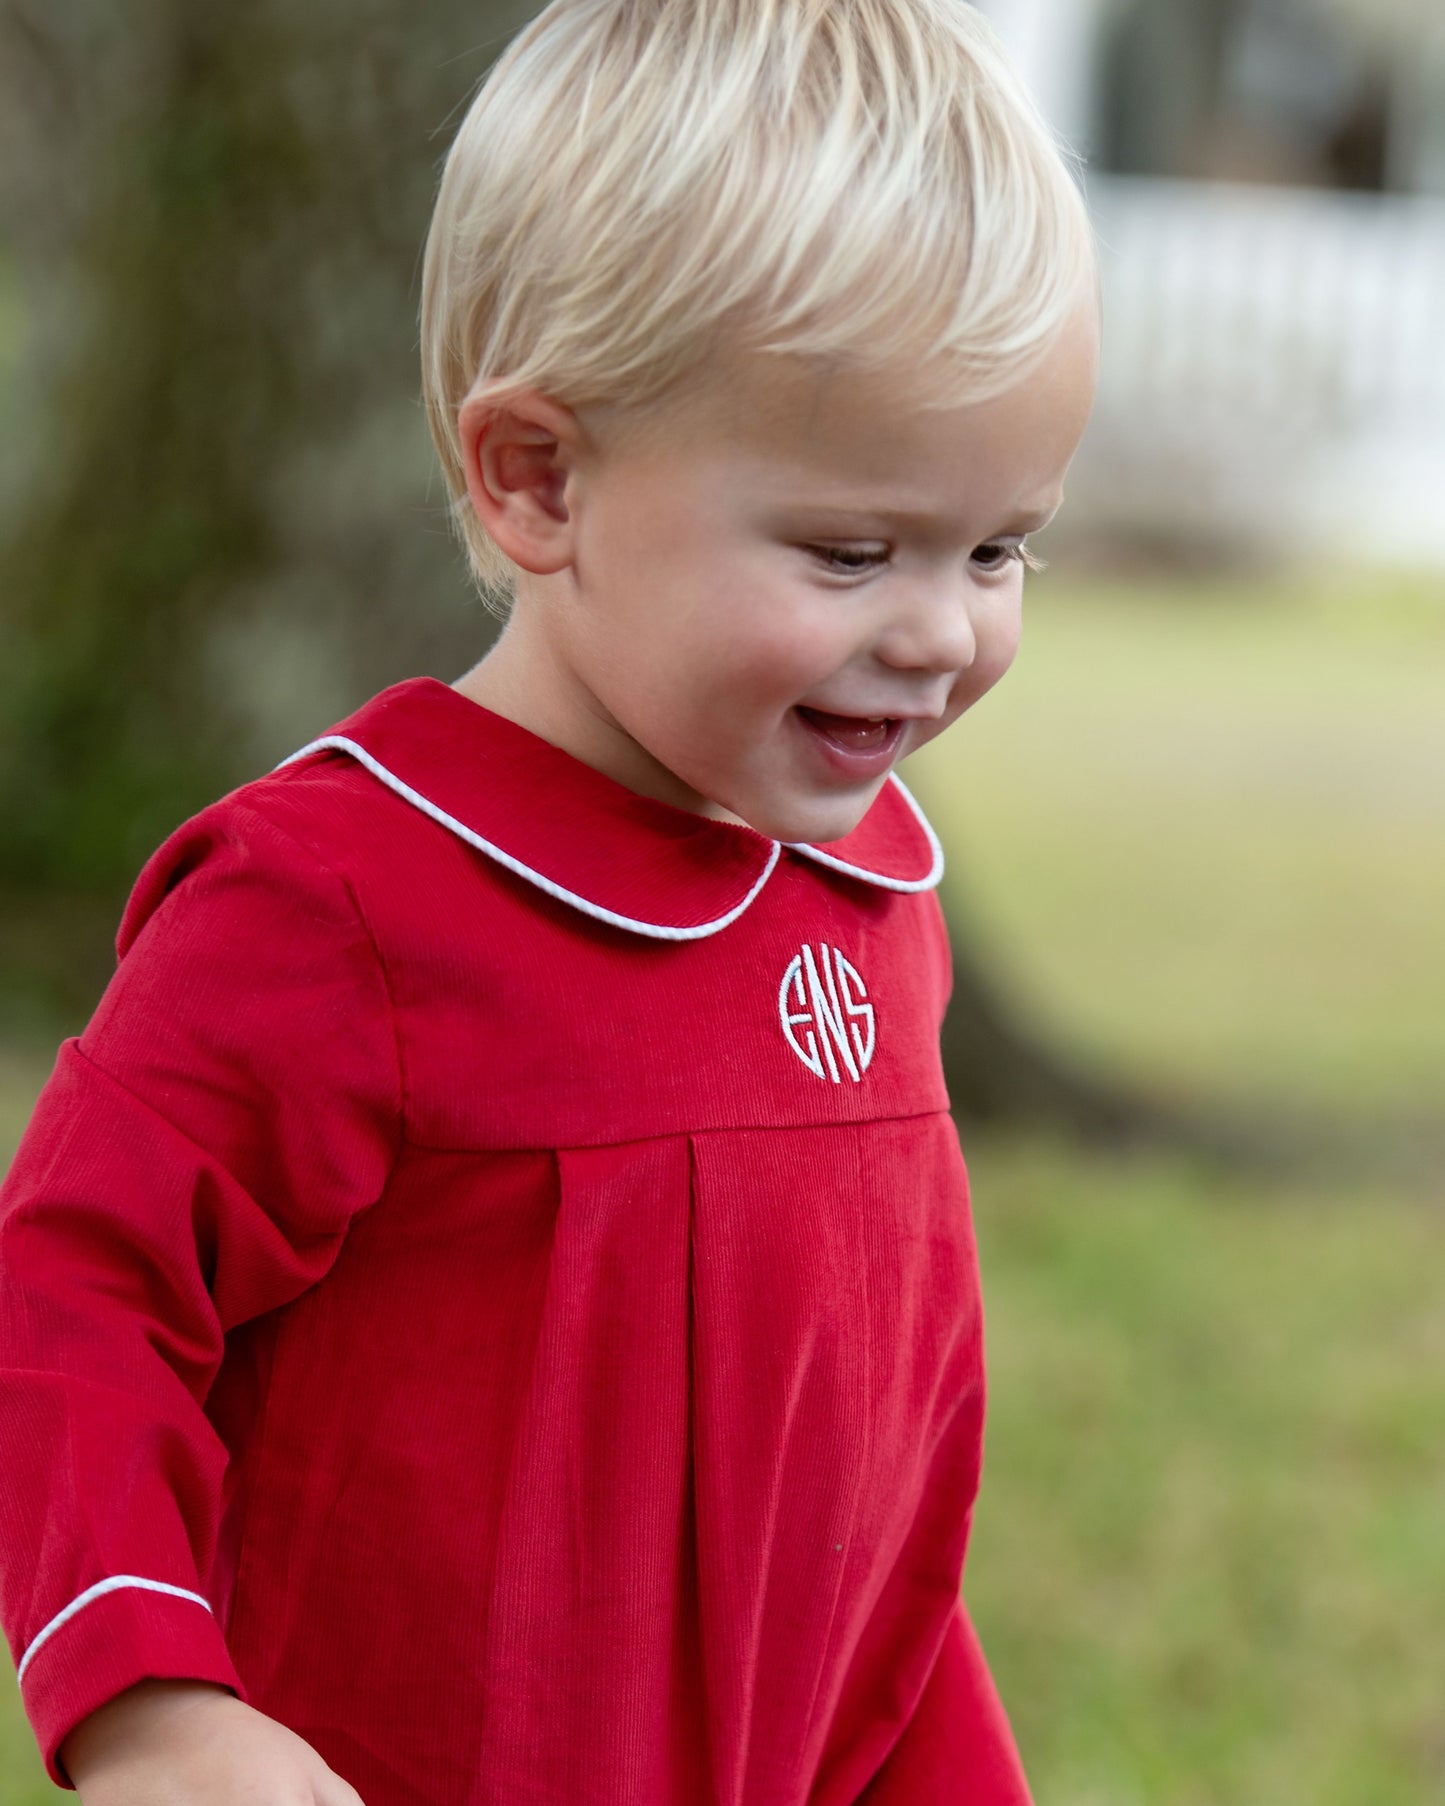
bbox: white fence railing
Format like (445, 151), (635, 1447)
(1076, 174), (1445, 564)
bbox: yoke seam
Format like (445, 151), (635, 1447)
(396, 1105), (955, 1157)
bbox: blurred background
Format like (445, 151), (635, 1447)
(1, 1), (1442, 1801)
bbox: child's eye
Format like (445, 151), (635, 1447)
(803, 544), (890, 575)
(971, 539), (1044, 574)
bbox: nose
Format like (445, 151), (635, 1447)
(873, 575), (978, 677)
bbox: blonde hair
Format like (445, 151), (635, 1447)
(422, 0), (1096, 600)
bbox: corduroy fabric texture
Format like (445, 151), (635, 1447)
(0, 681), (1030, 1803)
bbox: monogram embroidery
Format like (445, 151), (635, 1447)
(779, 944), (876, 1082)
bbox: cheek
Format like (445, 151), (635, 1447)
(702, 582), (835, 688)
(943, 601), (1021, 720)
(978, 607), (1023, 688)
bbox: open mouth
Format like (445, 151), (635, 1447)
(795, 707), (905, 763)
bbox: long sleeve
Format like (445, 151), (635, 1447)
(0, 795), (402, 1782)
(859, 1604), (1032, 1804)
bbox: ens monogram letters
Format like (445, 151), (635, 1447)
(779, 944), (876, 1083)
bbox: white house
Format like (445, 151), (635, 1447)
(979, 0), (1445, 567)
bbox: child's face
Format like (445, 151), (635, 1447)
(465, 299), (1098, 845)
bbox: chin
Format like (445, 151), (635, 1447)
(734, 789), (878, 847)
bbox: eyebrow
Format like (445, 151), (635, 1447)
(1012, 499), (1064, 533)
(783, 496), (1065, 535)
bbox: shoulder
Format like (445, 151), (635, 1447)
(114, 759), (387, 963)
(75, 742), (406, 1212)
(114, 692), (473, 963)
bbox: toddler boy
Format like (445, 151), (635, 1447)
(1, 3), (1098, 1801)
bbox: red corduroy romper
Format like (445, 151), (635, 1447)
(0, 677), (1031, 1804)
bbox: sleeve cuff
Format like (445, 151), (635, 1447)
(18, 1578), (245, 1788)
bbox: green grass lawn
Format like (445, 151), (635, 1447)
(965, 1137), (1445, 1806)
(905, 566), (1445, 1133)
(2, 570), (1442, 1804)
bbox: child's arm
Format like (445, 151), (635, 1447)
(862, 1604), (1033, 1804)
(0, 791), (401, 1791)
(61, 1681), (364, 1805)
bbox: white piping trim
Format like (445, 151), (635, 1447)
(787, 775), (945, 893)
(277, 736), (783, 942)
(18, 1578), (213, 1686)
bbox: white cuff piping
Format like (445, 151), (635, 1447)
(17, 1577), (213, 1687)
(278, 735), (783, 941)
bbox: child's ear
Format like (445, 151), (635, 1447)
(458, 388), (582, 576)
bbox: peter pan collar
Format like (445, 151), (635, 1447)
(278, 677), (943, 942)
